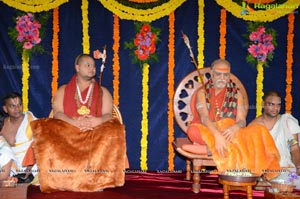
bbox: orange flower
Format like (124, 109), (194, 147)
(141, 24), (151, 34)
(124, 22), (160, 68)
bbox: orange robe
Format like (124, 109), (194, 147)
(187, 85), (280, 179)
(187, 86), (233, 145)
(192, 119), (280, 180)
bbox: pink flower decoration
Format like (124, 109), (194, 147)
(15, 13), (42, 50)
(247, 25), (275, 64)
(256, 26), (266, 34)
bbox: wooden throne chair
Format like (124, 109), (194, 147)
(172, 67), (248, 193)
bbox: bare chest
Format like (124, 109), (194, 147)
(1, 123), (20, 146)
(261, 118), (277, 131)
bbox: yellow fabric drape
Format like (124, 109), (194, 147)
(98, 0), (186, 22)
(2, 0), (68, 12)
(215, 0), (299, 22)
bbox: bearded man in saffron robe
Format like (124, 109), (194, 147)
(187, 59), (280, 180)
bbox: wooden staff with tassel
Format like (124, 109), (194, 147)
(181, 31), (208, 98)
(88, 45), (107, 169)
(99, 45), (107, 87)
(181, 31), (218, 123)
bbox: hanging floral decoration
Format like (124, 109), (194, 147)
(197, 0), (205, 69)
(124, 22), (161, 69)
(215, 0), (299, 22)
(99, 0), (185, 22)
(81, 0), (90, 54)
(8, 11), (49, 111)
(285, 13), (294, 113)
(244, 22), (277, 116)
(245, 22), (277, 67)
(167, 12), (175, 171)
(219, 8), (227, 59)
(8, 12), (50, 58)
(112, 14), (121, 107)
(51, 8), (60, 99)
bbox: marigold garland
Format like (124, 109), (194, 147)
(243, 0), (275, 3)
(256, 62), (264, 116)
(219, 9), (227, 59)
(81, 0), (90, 54)
(140, 63), (149, 170)
(22, 50), (30, 112)
(113, 15), (120, 107)
(285, 13), (294, 113)
(1, 0), (68, 12)
(99, 0), (186, 22)
(197, 0), (204, 68)
(167, 12), (175, 171)
(215, 0), (299, 22)
(51, 8), (59, 99)
(127, 0), (158, 3)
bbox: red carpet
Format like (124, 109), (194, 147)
(27, 172), (265, 199)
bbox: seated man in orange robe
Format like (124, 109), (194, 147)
(30, 54), (127, 192)
(187, 59), (280, 179)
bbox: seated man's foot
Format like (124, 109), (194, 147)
(254, 177), (271, 190)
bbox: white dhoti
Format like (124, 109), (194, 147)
(0, 136), (16, 171)
(270, 114), (300, 189)
(5, 112), (37, 176)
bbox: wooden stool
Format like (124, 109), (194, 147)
(219, 179), (257, 199)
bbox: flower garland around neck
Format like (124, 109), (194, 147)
(8, 11), (50, 58)
(124, 21), (161, 69)
(75, 79), (94, 115)
(244, 22), (277, 67)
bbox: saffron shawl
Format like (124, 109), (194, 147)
(194, 118), (280, 180)
(31, 118), (126, 193)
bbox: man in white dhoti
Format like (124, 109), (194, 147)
(1, 92), (37, 182)
(0, 112), (16, 180)
(250, 91), (300, 189)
